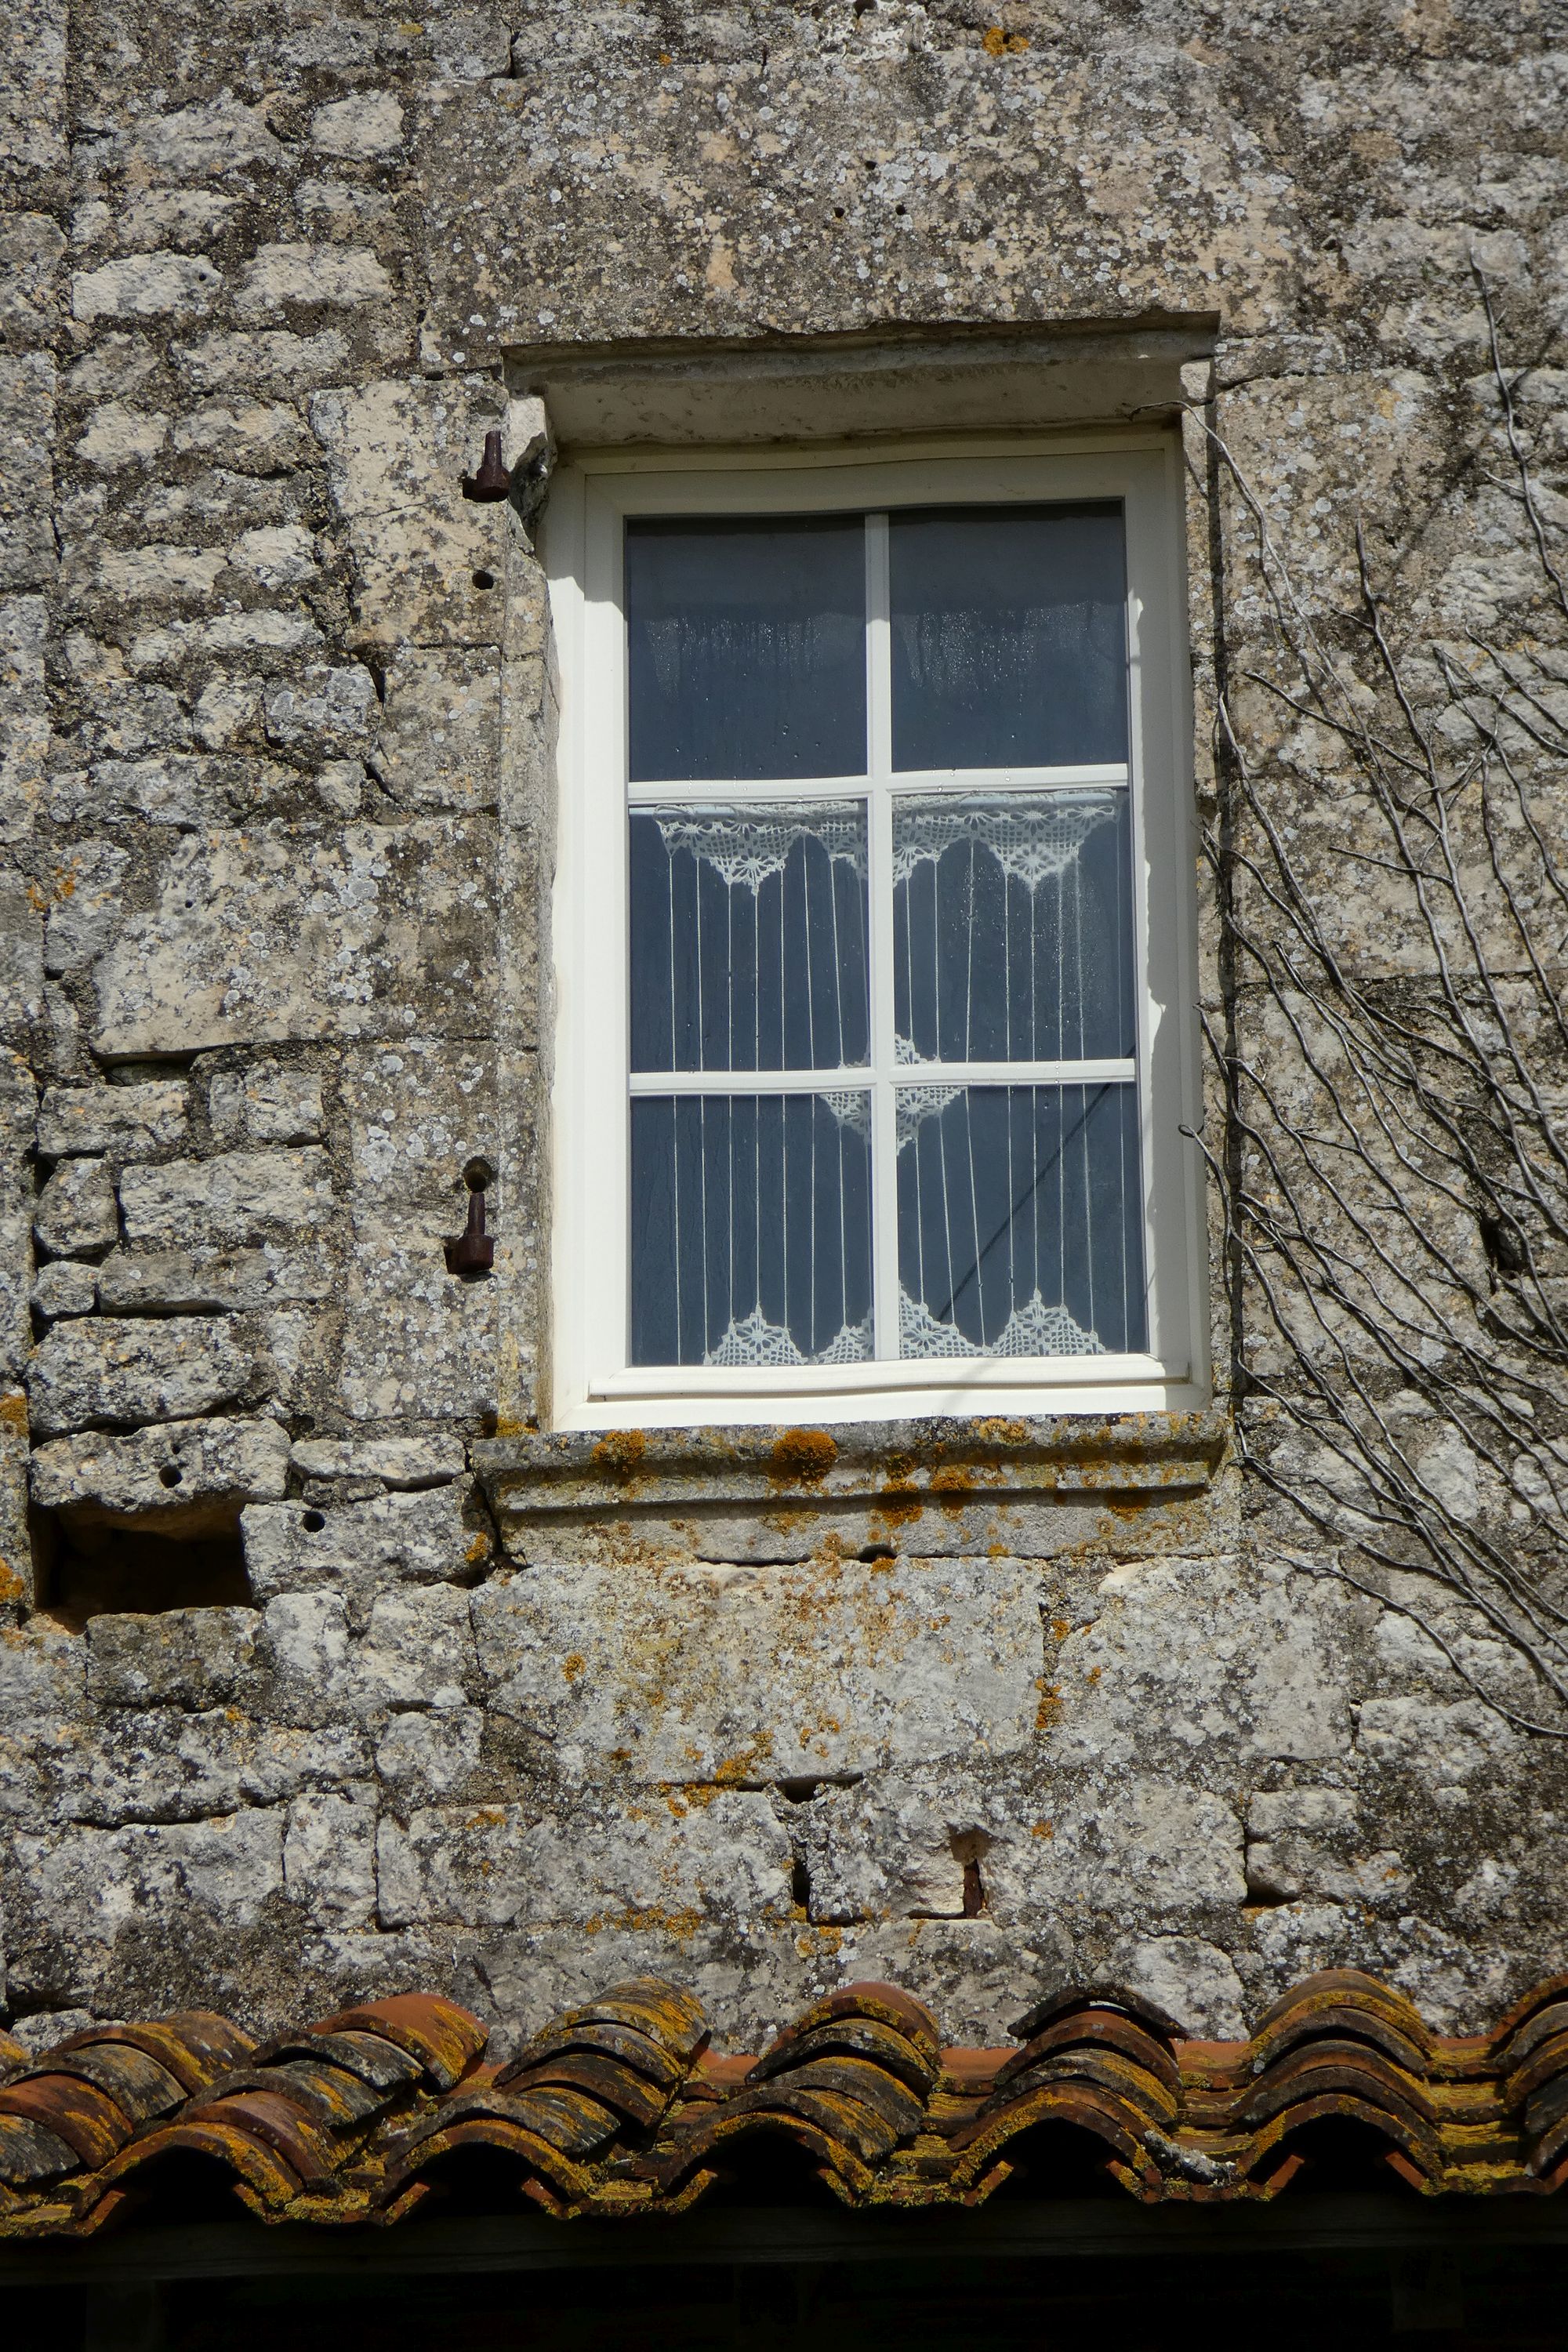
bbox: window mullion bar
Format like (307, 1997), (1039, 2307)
(866, 512), (899, 1363)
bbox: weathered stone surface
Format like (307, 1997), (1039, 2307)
(27, 1317), (255, 1437)
(31, 1258), (96, 1319)
(85, 1608), (259, 1711)
(33, 1157), (118, 1258)
(96, 1244), (333, 1315)
(376, 1789), (791, 1934)
(31, 1415), (289, 1523)
(378, 648), (500, 811)
(37, 1083), (188, 1162)
(470, 1556), (1044, 1784)
(91, 821), (496, 1054)
(242, 1485), (485, 1613)
(290, 1433), (465, 1488)
(119, 1149), (336, 1247)
(208, 1064), (324, 1149)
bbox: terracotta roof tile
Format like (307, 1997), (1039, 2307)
(4, 1969), (1568, 2237)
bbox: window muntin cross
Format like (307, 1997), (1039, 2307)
(623, 502), (1145, 1371)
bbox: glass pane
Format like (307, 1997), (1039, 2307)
(631, 803), (869, 1073)
(631, 1093), (873, 1367)
(892, 790), (1134, 1062)
(626, 517), (866, 782)
(895, 1083), (1145, 1356)
(889, 503), (1128, 770)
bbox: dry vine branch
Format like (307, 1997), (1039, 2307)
(1193, 288), (1568, 1733)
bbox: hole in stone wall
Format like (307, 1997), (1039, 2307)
(471, 568), (496, 590)
(858, 1541), (895, 1563)
(301, 1508), (327, 1533)
(38, 1515), (252, 1628)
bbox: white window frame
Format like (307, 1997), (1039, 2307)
(544, 432), (1207, 1432)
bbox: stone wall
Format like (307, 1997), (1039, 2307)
(1, 0), (1565, 2055)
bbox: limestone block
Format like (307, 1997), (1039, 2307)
(130, 98), (285, 179)
(209, 1064), (325, 1149)
(27, 1317), (256, 1437)
(192, 677), (261, 750)
(1112, 1936), (1247, 2038)
(97, 1244), (333, 1315)
(376, 1789), (791, 1933)
(311, 93), (404, 158)
(114, 191), (237, 254)
(6, 1812), (286, 1992)
(228, 524), (318, 591)
(1045, 1555), (1352, 1775)
(0, 1614), (82, 1720)
(0, 874), (43, 1046)
(470, 1555), (1044, 1784)
(0, 213), (64, 346)
(170, 401), (310, 470)
(239, 1719), (372, 1805)
(358, 1584), (477, 1711)
(0, 354), (56, 590)
(31, 1414), (289, 1523)
(177, 330), (350, 396)
(34, 1157), (118, 1257)
(67, 753), (298, 829)
(92, 546), (227, 602)
(31, 1258), (95, 1318)
(799, 1777), (973, 1926)
(379, 648), (500, 811)
(310, 379), (506, 645)
(237, 245), (393, 311)
(118, 1149), (335, 1248)
(374, 1704), (482, 1800)
(284, 1784), (376, 1922)
(37, 1082), (188, 1161)
(71, 252), (222, 323)
(1049, 1777), (1247, 1916)
(86, 1608), (260, 1711)
(290, 1433), (466, 1488)
(262, 665), (377, 754)
(41, 1707), (249, 1827)
(342, 1041), (496, 1214)
(0, 594), (49, 843)
(339, 1219), (502, 1424)
(243, 1485), (484, 1610)
(257, 1589), (357, 1727)
(92, 819), (497, 1055)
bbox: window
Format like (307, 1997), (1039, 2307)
(546, 440), (1203, 1429)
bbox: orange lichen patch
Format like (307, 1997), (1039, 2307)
(561, 1652), (586, 1683)
(463, 1531), (492, 1564)
(928, 1465), (975, 1510)
(1050, 1620), (1071, 1642)
(0, 1391), (27, 1433)
(593, 1430), (648, 1479)
(0, 1558), (24, 1606)
(982, 24), (1030, 53)
(768, 1428), (838, 1486)
(1031, 1820), (1054, 1838)
(1035, 1682), (1062, 1730)
(973, 1417), (1029, 1445)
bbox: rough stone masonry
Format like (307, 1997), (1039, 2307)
(0, 0), (1566, 2059)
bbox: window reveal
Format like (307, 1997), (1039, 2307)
(624, 504), (1147, 1370)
